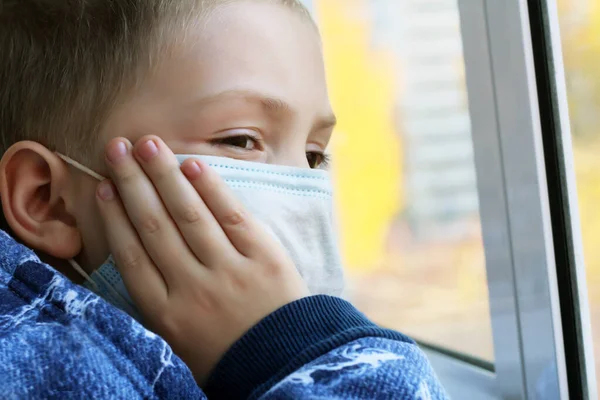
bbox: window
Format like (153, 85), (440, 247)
(304, 0), (493, 362)
(301, 0), (600, 398)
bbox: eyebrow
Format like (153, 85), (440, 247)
(194, 89), (337, 131)
(313, 114), (337, 131)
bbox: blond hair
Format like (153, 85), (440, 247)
(0, 0), (312, 165)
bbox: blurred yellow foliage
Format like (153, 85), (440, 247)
(574, 144), (600, 301)
(309, 0), (492, 360)
(314, 0), (402, 271)
(559, 0), (600, 301)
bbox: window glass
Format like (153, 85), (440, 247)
(302, 0), (494, 361)
(558, 0), (600, 392)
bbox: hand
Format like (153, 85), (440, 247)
(95, 136), (309, 384)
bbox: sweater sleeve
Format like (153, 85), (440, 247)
(203, 295), (450, 400)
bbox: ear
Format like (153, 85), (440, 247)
(0, 141), (82, 259)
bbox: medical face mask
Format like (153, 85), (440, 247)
(58, 153), (345, 321)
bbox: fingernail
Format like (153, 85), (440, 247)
(97, 181), (115, 201)
(137, 139), (159, 162)
(106, 141), (128, 164)
(181, 161), (202, 180)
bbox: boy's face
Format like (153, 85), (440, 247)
(72, 1), (335, 272)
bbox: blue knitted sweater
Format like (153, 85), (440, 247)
(0, 230), (449, 399)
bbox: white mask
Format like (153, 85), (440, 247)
(58, 153), (345, 320)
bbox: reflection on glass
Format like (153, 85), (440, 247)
(302, 0), (493, 361)
(558, 0), (600, 393)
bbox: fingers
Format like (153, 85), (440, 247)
(131, 136), (238, 267)
(95, 180), (167, 315)
(104, 138), (200, 284)
(180, 157), (274, 259)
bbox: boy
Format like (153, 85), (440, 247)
(0, 0), (449, 398)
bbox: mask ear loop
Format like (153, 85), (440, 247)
(85, 263), (140, 318)
(70, 256), (140, 318)
(55, 153), (105, 181)
(67, 258), (99, 292)
(56, 152), (140, 318)
(56, 152), (105, 288)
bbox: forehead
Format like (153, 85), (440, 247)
(145, 1), (329, 110)
(97, 1), (332, 161)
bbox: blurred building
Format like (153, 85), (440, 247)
(303, 0), (479, 242)
(385, 0), (479, 241)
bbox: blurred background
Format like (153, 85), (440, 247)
(299, 0), (600, 391)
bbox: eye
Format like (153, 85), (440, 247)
(212, 134), (259, 150)
(306, 151), (331, 169)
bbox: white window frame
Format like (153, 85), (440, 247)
(427, 1), (596, 398)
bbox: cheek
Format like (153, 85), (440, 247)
(72, 177), (111, 269)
